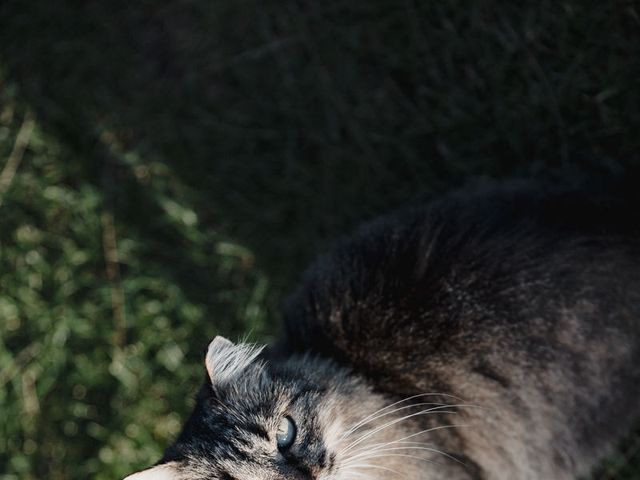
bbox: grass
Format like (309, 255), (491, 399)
(0, 1), (638, 478)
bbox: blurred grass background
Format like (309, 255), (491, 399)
(0, 1), (639, 478)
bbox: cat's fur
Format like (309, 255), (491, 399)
(125, 179), (640, 480)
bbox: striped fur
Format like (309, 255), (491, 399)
(124, 180), (640, 479)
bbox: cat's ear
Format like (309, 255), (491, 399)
(205, 336), (264, 385)
(123, 463), (180, 480)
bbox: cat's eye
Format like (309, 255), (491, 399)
(276, 416), (296, 449)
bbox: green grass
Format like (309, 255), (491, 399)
(0, 1), (638, 478)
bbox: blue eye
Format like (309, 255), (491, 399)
(276, 416), (296, 449)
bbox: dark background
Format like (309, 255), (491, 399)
(0, 1), (638, 478)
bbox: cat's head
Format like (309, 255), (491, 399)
(124, 336), (409, 480)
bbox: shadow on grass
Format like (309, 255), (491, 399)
(2, 0), (639, 282)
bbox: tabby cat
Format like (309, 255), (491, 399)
(125, 180), (640, 479)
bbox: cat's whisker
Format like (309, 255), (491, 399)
(340, 409), (453, 457)
(339, 401), (450, 442)
(340, 462), (405, 478)
(343, 452), (442, 468)
(339, 392), (463, 441)
(339, 404), (477, 456)
(357, 440), (463, 460)
(344, 444), (464, 465)
(332, 467), (372, 480)
(344, 440), (433, 459)
(335, 465), (378, 480)
(338, 423), (471, 475)
(371, 423), (472, 447)
(339, 393), (456, 436)
(344, 412), (458, 457)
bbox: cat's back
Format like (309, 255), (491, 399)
(282, 178), (640, 373)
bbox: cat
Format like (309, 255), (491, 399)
(124, 179), (640, 480)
